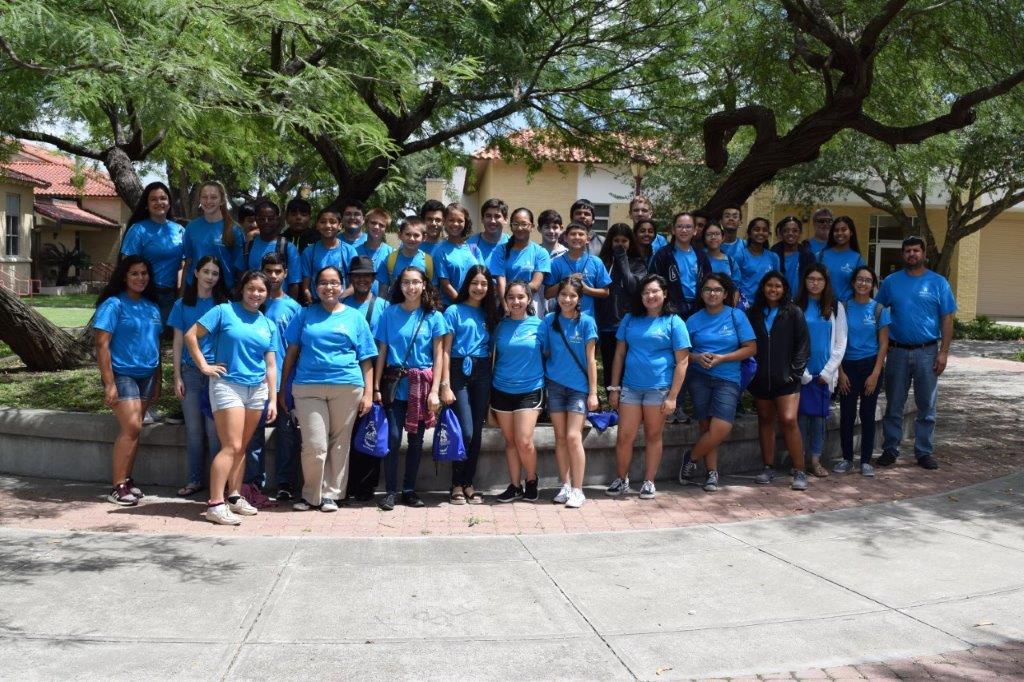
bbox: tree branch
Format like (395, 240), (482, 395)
(11, 129), (103, 160)
(0, 35), (121, 74)
(703, 105), (779, 173)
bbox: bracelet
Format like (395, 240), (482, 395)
(606, 386), (621, 392)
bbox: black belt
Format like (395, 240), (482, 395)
(890, 339), (938, 350)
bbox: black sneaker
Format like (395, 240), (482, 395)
(125, 477), (144, 499)
(378, 492), (396, 511)
(163, 409), (185, 425)
(276, 484), (295, 502)
(401, 491), (425, 508)
(875, 452), (898, 467)
(496, 484), (524, 503)
(917, 455), (939, 470)
(523, 479), (539, 503)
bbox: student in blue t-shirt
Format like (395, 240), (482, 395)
(702, 222), (741, 284)
(373, 267), (447, 511)
(736, 217), (781, 307)
(279, 265), (376, 512)
(469, 197), (510, 266)
(491, 281), (546, 504)
(818, 216), (867, 301)
(541, 279), (599, 509)
(440, 265), (502, 505)
(492, 207), (551, 312)
(94, 255), (164, 507)
(375, 217), (436, 298)
(606, 274), (691, 500)
(678, 272), (756, 493)
(545, 221), (611, 319)
(356, 208), (395, 296)
(300, 207), (359, 305)
(719, 204), (746, 259)
(874, 236), (957, 470)
(338, 199), (368, 248)
(435, 203), (484, 305)
(419, 199), (445, 256)
(237, 200), (301, 299)
(835, 266), (890, 476)
(169, 255), (230, 498)
(185, 270), (278, 526)
(119, 181), (185, 324)
(182, 181), (244, 290)
(649, 212), (711, 318)
(634, 219), (661, 271)
(771, 216), (816, 295)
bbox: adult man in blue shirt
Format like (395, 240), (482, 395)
(874, 236), (957, 470)
(804, 207), (832, 256)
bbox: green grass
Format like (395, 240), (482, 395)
(0, 363), (179, 414)
(28, 293), (98, 308)
(34, 307), (94, 328)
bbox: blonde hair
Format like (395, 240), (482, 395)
(197, 181), (237, 247)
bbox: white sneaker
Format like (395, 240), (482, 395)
(565, 488), (586, 508)
(142, 407), (160, 425)
(204, 503), (241, 525)
(605, 477), (631, 496)
(553, 482), (571, 504)
(228, 497), (258, 516)
(639, 480), (656, 499)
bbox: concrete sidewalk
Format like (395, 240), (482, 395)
(2, 472), (1022, 680)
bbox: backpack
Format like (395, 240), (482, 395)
(386, 250), (434, 283)
(243, 236), (288, 270)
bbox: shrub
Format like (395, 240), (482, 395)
(953, 316), (1024, 341)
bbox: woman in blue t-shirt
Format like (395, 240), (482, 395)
(440, 265), (501, 505)
(373, 266), (446, 511)
(542, 279), (599, 509)
(119, 181), (185, 325)
(795, 264), (848, 478)
(169, 256), (230, 497)
(185, 270), (279, 525)
(835, 266), (890, 476)
(94, 255), (164, 507)
(491, 281), (546, 503)
(736, 217), (781, 308)
(492, 207), (552, 314)
(280, 266), (377, 512)
(818, 216), (866, 301)
(606, 274), (691, 500)
(183, 182), (244, 291)
(678, 273), (756, 493)
(702, 222), (741, 287)
(436, 203), (484, 305)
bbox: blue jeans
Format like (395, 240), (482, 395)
(798, 414), (826, 457)
(883, 344), (939, 459)
(450, 357), (491, 487)
(839, 356), (881, 464)
(181, 364), (220, 486)
(385, 400), (425, 494)
(244, 407), (301, 489)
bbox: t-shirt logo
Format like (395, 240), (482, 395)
(918, 284), (930, 297)
(719, 323), (734, 336)
(841, 262), (853, 273)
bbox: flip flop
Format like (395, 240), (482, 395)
(177, 482), (203, 497)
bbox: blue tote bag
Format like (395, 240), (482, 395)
(353, 403), (389, 458)
(432, 407), (467, 462)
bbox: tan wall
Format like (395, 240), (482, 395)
(474, 161), (579, 223)
(0, 182), (35, 269)
(977, 215), (1024, 318)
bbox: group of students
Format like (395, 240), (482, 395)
(94, 181), (956, 524)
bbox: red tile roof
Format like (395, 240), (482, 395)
(0, 166), (49, 187)
(472, 129), (658, 164)
(34, 198), (119, 228)
(2, 141), (119, 198)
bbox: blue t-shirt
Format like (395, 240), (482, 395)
(421, 241), (440, 256)
(492, 316), (545, 393)
(435, 240), (484, 304)
(341, 294), (388, 335)
(374, 305), (448, 400)
(652, 234), (669, 251)
(720, 238), (746, 259)
(737, 248), (781, 302)
(802, 299), (833, 376)
(197, 302), (278, 386)
(120, 219), (185, 289)
(468, 233), (509, 267)
(541, 312), (598, 393)
(707, 252), (741, 282)
(94, 293), (162, 379)
(238, 236), (302, 285)
(672, 246), (699, 301)
(357, 241), (395, 296)
(264, 295), (302, 389)
(783, 251), (802, 294)
(342, 231), (367, 248)
(616, 313), (691, 389)
(875, 269), (957, 345)
(443, 303), (490, 358)
(844, 298), (891, 361)
(490, 242), (552, 285)
(806, 237), (828, 257)
(685, 307), (755, 384)
(300, 240), (360, 295)
(168, 296), (217, 367)
(285, 304), (377, 386)
(764, 305), (779, 333)
(375, 250), (436, 295)
(545, 252), (612, 318)
(819, 248), (866, 301)
(183, 218), (244, 288)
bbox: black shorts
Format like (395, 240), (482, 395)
(748, 379), (802, 401)
(490, 387), (544, 413)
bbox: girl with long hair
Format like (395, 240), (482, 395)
(183, 181), (244, 290)
(120, 181), (185, 325)
(596, 222), (646, 388)
(819, 216), (866, 301)
(436, 202), (484, 305)
(492, 207), (552, 314)
(736, 217), (780, 309)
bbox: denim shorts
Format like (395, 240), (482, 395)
(209, 378), (269, 411)
(620, 385), (669, 407)
(688, 370), (740, 423)
(114, 373), (156, 402)
(546, 380), (587, 414)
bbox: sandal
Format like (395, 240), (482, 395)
(177, 482), (203, 497)
(450, 487), (467, 505)
(463, 485), (484, 505)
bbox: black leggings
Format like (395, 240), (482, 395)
(839, 356), (882, 464)
(599, 329), (618, 389)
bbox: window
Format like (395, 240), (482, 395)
(5, 194), (20, 257)
(869, 213), (916, 242)
(868, 214), (917, 277)
(592, 203), (610, 233)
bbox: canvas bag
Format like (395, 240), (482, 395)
(352, 403), (389, 458)
(431, 406), (466, 462)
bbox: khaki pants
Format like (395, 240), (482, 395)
(293, 383), (363, 506)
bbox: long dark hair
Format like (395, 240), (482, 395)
(453, 264), (502, 331)
(827, 215), (862, 256)
(599, 222), (641, 268)
(182, 255), (230, 307)
(96, 254), (159, 307)
(444, 202), (474, 239)
(693, 272), (738, 312)
(630, 273), (676, 317)
(850, 264), (877, 292)
(126, 181), (175, 228)
(551, 277), (583, 333)
(795, 263), (836, 319)
(751, 270), (793, 312)
(503, 279), (536, 317)
(390, 266), (441, 312)
(504, 207), (535, 258)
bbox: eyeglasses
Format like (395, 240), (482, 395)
(400, 280), (423, 287)
(317, 281), (342, 288)
(510, 222), (532, 229)
(854, 278), (875, 284)
(814, 218), (832, 223)
(702, 287), (725, 294)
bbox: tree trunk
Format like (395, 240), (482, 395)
(101, 147), (144, 208)
(0, 287), (89, 371)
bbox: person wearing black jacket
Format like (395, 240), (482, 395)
(772, 216), (816, 295)
(650, 211), (711, 319)
(596, 223), (647, 387)
(746, 270), (811, 491)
